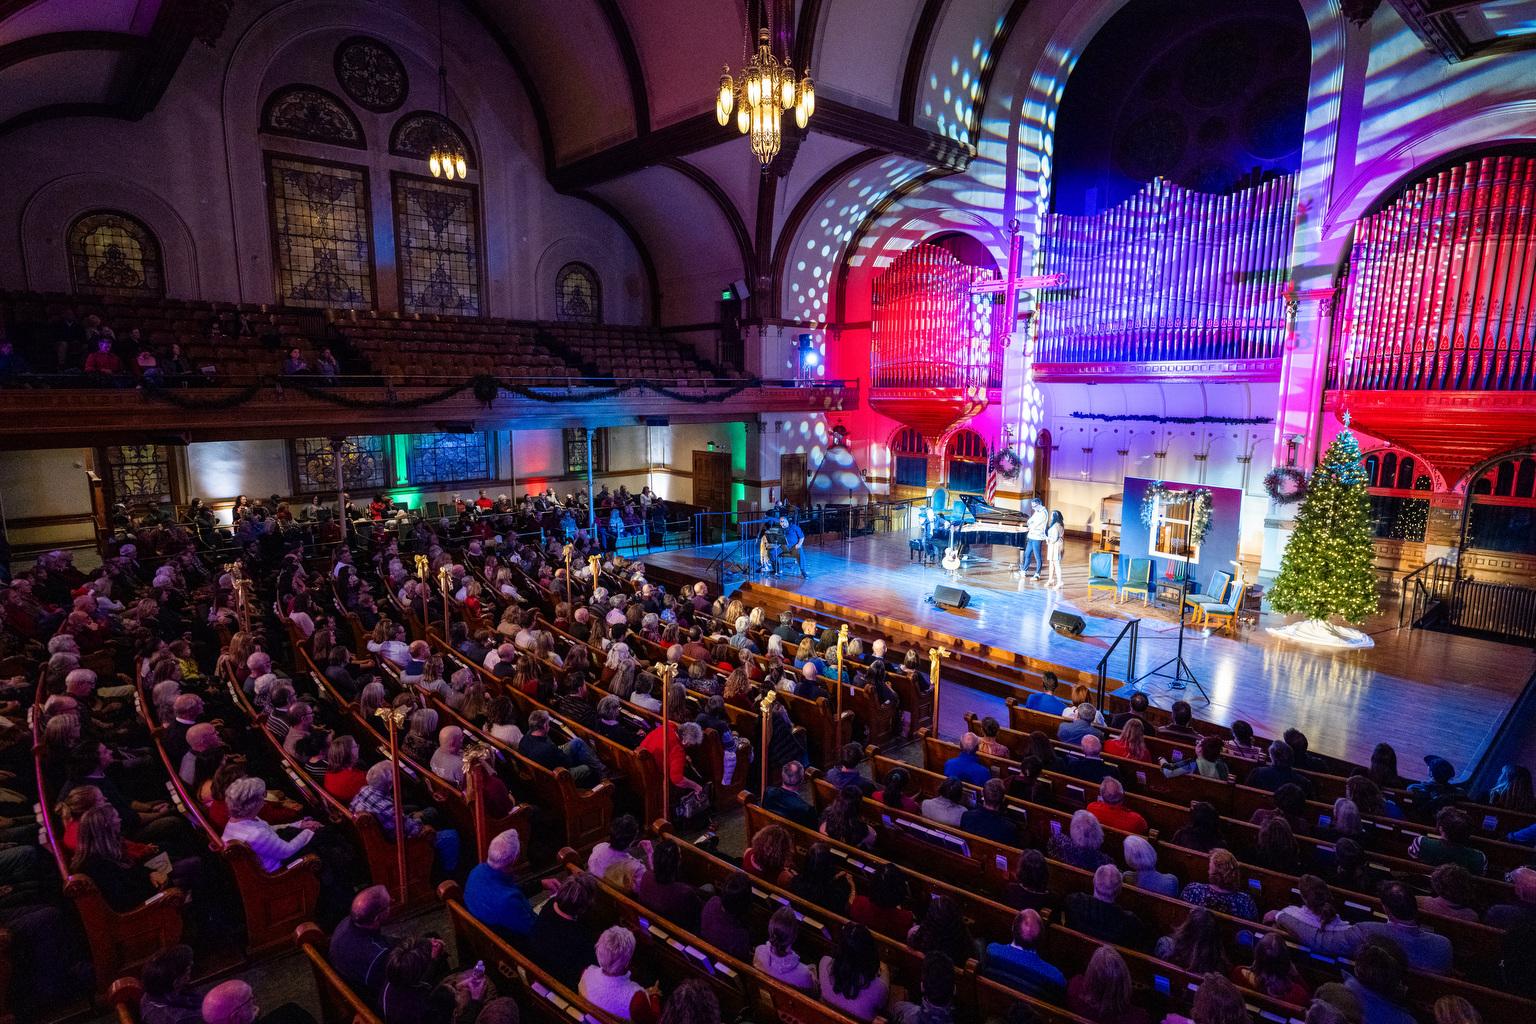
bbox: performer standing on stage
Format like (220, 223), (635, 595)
(1045, 510), (1065, 589)
(1021, 499), (1048, 578)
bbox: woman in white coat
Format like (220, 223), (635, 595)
(1044, 510), (1066, 589)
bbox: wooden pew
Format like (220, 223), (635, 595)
(295, 922), (386, 1024)
(31, 709), (187, 997)
(438, 880), (627, 1024)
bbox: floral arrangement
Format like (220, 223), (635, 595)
(988, 447), (1023, 480)
(1139, 481), (1214, 546)
(1263, 466), (1309, 506)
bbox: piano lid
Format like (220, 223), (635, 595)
(961, 494), (1028, 524)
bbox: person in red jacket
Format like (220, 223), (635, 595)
(83, 338), (123, 378)
(1085, 777), (1149, 835)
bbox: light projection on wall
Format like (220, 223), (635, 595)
(918, 17), (1008, 148)
(1033, 174), (1298, 372)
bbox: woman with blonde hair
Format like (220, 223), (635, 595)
(1433, 995), (1482, 1024)
(402, 707), (440, 763)
(1104, 717), (1151, 761)
(1048, 809), (1112, 870)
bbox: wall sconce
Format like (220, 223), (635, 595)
(1284, 434), (1304, 467)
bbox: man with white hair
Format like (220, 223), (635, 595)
(1086, 776), (1149, 835)
(222, 776), (319, 872)
(1057, 703), (1104, 746)
(943, 731), (994, 786)
(430, 726), (466, 786)
(1062, 734), (1118, 784)
(465, 828), (534, 939)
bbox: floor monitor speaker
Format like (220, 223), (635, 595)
(933, 584), (971, 609)
(1050, 610), (1087, 637)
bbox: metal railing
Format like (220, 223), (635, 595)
(1399, 556), (1456, 629)
(1096, 617), (1140, 710)
(0, 371), (857, 393)
(1443, 578), (1536, 644)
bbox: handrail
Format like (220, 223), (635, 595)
(1399, 555), (1453, 628)
(1096, 617), (1140, 710)
(0, 372), (857, 392)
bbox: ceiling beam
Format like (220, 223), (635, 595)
(593, 0), (650, 135)
(793, 0), (823, 70)
(460, 0), (556, 175)
(116, 0), (231, 120)
(551, 111), (725, 192)
(663, 158), (758, 286)
(899, 0), (948, 123)
(814, 97), (973, 172)
(0, 101), (121, 139)
(0, 30), (141, 73)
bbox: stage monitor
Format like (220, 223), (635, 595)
(933, 584), (970, 609)
(1050, 610), (1086, 637)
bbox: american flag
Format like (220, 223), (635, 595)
(984, 464), (998, 505)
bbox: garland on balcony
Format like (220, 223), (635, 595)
(1069, 412), (1273, 425)
(139, 373), (761, 412)
(1139, 481), (1214, 546)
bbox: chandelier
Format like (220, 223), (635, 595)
(715, 24), (814, 166)
(428, 0), (467, 180)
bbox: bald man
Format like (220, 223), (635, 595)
(982, 908), (1065, 999)
(329, 885), (397, 1001)
(1487, 867), (1536, 931)
(202, 978), (317, 1024)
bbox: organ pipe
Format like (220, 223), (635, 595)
(1337, 154), (1536, 392)
(1035, 174), (1297, 366)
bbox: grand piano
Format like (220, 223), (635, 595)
(921, 492), (1031, 557)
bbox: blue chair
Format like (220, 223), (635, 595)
(1087, 551), (1118, 601)
(1117, 557), (1155, 605)
(1185, 570), (1232, 625)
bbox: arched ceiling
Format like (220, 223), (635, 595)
(0, 0), (232, 135)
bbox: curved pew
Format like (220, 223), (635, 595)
(295, 922), (387, 1024)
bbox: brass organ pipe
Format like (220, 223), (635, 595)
(1510, 161), (1536, 388)
(1481, 156), (1518, 389)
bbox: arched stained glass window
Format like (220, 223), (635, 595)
(556, 262), (602, 323)
(67, 211), (165, 297)
(261, 85), (366, 148)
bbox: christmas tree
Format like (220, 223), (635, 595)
(1268, 422), (1379, 625)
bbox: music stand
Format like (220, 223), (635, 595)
(1136, 530), (1209, 704)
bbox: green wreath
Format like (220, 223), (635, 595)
(988, 448), (1023, 481)
(1139, 481), (1214, 546)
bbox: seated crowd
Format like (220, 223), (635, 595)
(0, 491), (1530, 1024)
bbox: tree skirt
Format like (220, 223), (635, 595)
(1267, 618), (1376, 649)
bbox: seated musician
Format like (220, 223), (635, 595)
(758, 516), (805, 572)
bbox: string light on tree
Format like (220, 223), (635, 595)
(1267, 414), (1379, 649)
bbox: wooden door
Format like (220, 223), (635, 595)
(693, 450), (731, 544)
(1033, 428), (1052, 508)
(779, 453), (808, 510)
(692, 451), (731, 512)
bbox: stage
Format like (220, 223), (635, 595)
(644, 531), (1536, 772)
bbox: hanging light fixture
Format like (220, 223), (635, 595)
(715, 6), (813, 167)
(428, 0), (467, 180)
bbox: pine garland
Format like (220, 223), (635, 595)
(1268, 426), (1380, 624)
(1139, 482), (1214, 546)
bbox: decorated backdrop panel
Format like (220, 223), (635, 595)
(1119, 477), (1243, 592)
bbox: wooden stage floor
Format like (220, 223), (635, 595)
(645, 532), (1535, 772)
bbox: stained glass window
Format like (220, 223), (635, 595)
(261, 86), (366, 148)
(390, 112), (474, 167)
(68, 212), (165, 297)
(405, 432), (492, 486)
(291, 436), (388, 494)
(393, 176), (481, 315)
(892, 427), (930, 489)
(564, 428), (608, 475)
(556, 263), (602, 323)
(105, 444), (173, 506)
(268, 155), (375, 309)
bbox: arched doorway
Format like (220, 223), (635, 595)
(1033, 428), (1052, 507)
(946, 428), (988, 495)
(1465, 451), (1536, 557)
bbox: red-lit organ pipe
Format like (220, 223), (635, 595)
(1338, 154), (1536, 391)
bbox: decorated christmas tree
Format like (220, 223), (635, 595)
(1268, 421), (1379, 627)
